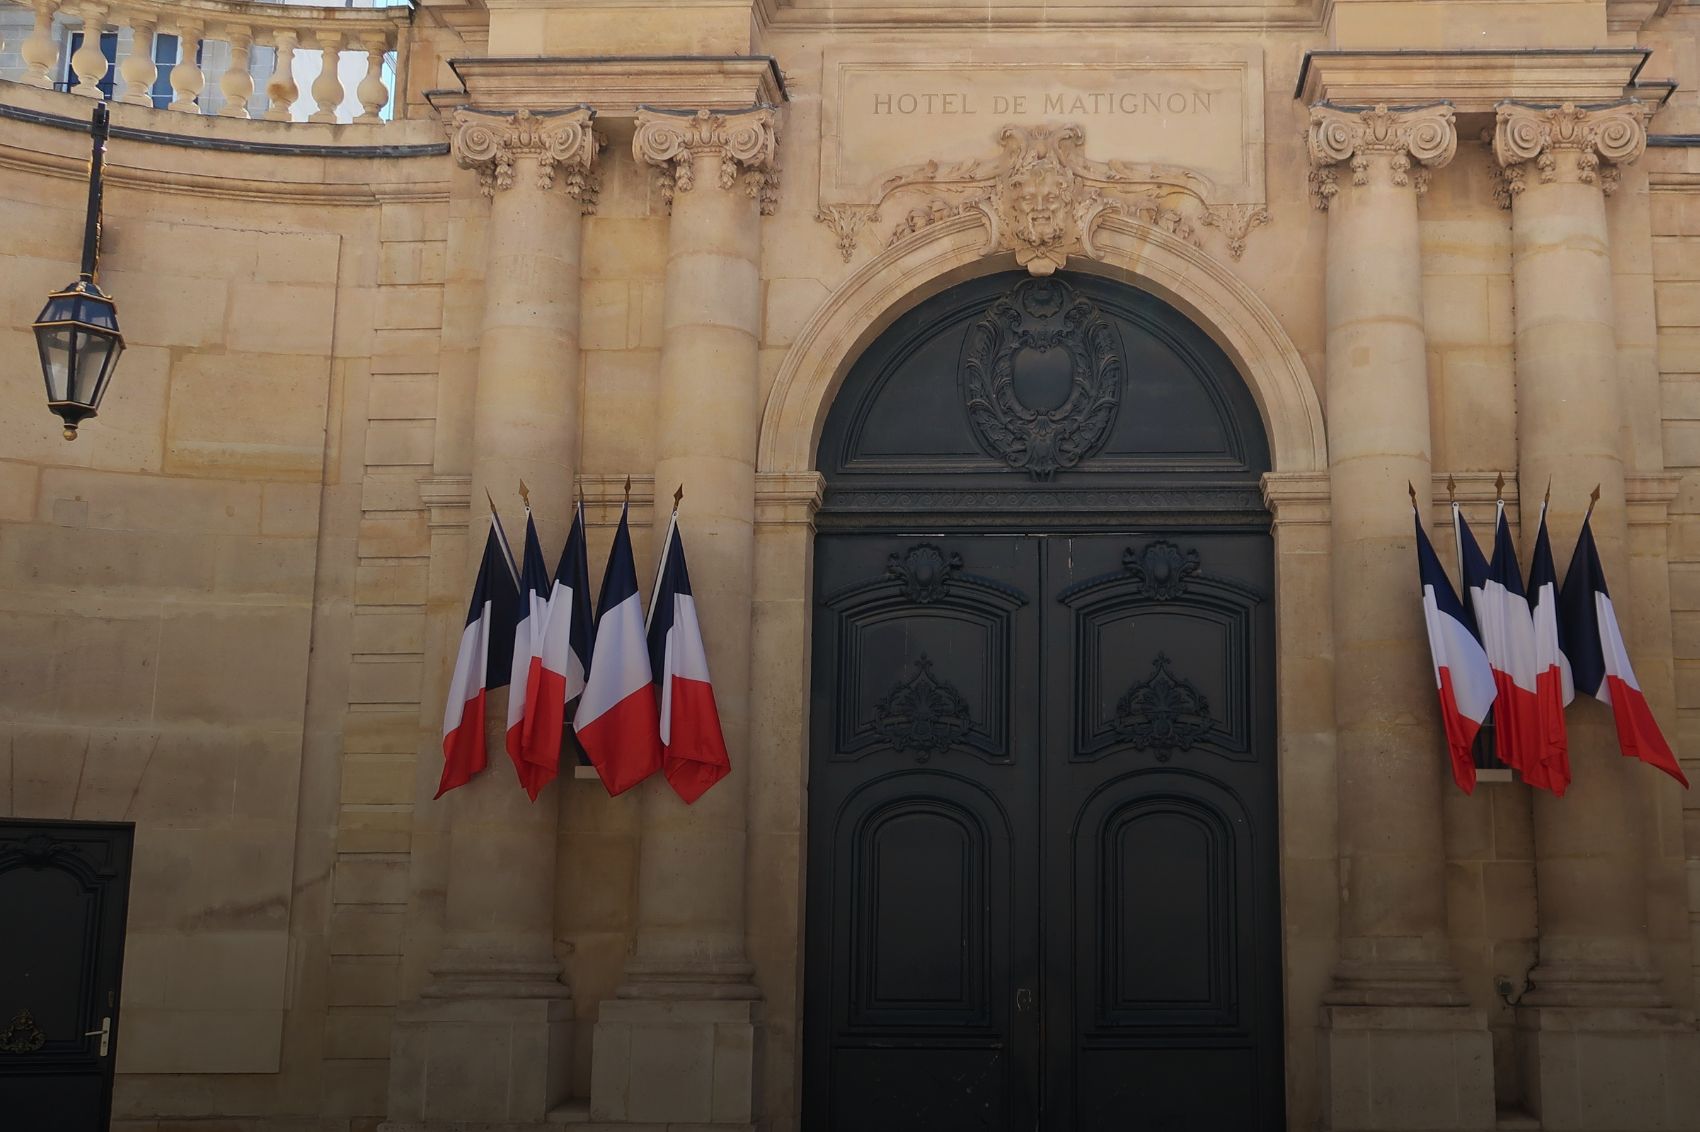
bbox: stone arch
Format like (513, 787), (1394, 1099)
(758, 213), (1326, 476)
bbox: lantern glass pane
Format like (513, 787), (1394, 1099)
(35, 325), (74, 402)
(70, 328), (119, 407)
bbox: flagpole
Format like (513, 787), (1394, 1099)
(646, 485), (682, 627)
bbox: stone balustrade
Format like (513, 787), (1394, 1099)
(4, 0), (408, 122)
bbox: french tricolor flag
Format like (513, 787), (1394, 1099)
(574, 502), (663, 796)
(518, 499), (595, 798)
(1526, 501), (1572, 795)
(506, 509), (555, 799)
(1558, 509), (1689, 788)
(1416, 507), (1497, 794)
(437, 519), (520, 799)
(1480, 502), (1544, 786)
(647, 509), (731, 804)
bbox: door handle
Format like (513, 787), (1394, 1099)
(83, 1016), (110, 1058)
(1015, 987), (1035, 1013)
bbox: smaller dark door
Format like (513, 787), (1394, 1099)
(0, 819), (134, 1130)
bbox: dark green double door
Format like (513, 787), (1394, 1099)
(804, 531), (1282, 1132)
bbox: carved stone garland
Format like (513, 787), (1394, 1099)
(873, 654), (974, 761)
(814, 123), (1269, 270)
(960, 277), (1123, 480)
(633, 106), (781, 216)
(1491, 100), (1649, 205)
(1306, 102), (1457, 210)
(449, 107), (602, 208)
(1114, 653), (1215, 759)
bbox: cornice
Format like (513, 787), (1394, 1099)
(443, 55), (786, 119)
(1296, 49), (1650, 114)
(763, 0), (1328, 31)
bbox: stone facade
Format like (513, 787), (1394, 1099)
(2, 0), (1700, 1130)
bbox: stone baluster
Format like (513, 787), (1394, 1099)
(590, 104), (779, 1127)
(354, 35), (388, 123)
(264, 29), (298, 122)
(117, 18), (158, 107)
(167, 22), (203, 112)
(386, 107), (600, 1128)
(1491, 99), (1692, 1127)
(308, 31), (343, 123)
(217, 25), (254, 118)
(21, 0), (61, 89)
(70, 3), (109, 97)
(1307, 103), (1495, 1132)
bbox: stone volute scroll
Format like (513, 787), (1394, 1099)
(1305, 102), (1457, 209)
(632, 105), (782, 214)
(449, 106), (602, 205)
(1492, 100), (1650, 202)
(813, 122), (1270, 269)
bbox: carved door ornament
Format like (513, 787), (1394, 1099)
(1124, 540), (1201, 600)
(0, 1008), (47, 1053)
(873, 654), (974, 761)
(887, 543), (963, 603)
(814, 122), (1269, 268)
(1114, 653), (1215, 759)
(960, 277), (1123, 480)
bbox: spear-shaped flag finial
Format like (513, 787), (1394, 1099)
(1408, 480), (1419, 509)
(1447, 475), (1457, 503)
(1495, 472), (1505, 502)
(623, 475), (632, 501)
(1586, 483), (1601, 519)
(518, 479), (530, 509)
(1543, 476), (1552, 508)
(673, 484), (684, 512)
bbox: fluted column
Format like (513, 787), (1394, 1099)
(586, 104), (777, 1128)
(1309, 102), (1493, 1132)
(387, 106), (598, 1130)
(1494, 101), (1664, 1007)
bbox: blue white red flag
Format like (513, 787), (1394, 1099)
(1558, 510), (1689, 788)
(574, 502), (664, 795)
(647, 510), (731, 804)
(1478, 501), (1546, 788)
(519, 499), (596, 796)
(506, 509), (555, 799)
(437, 516), (520, 798)
(1452, 501), (1491, 638)
(1415, 507), (1497, 793)
(1526, 500), (1572, 795)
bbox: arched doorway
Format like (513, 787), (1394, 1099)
(802, 270), (1285, 1131)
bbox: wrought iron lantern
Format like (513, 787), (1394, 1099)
(33, 102), (122, 440)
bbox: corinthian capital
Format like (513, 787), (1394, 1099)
(1306, 103), (1457, 209)
(449, 107), (602, 204)
(1493, 100), (1650, 200)
(633, 106), (781, 214)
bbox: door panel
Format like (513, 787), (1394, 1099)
(0, 820), (134, 1131)
(1042, 534), (1281, 1131)
(806, 535), (1040, 1132)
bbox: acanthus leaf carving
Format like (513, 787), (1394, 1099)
(873, 654), (974, 762)
(1113, 652), (1215, 760)
(1122, 540), (1201, 600)
(887, 543), (963, 603)
(959, 276), (1123, 480)
(634, 106), (781, 213)
(1306, 102), (1456, 208)
(814, 122), (1267, 268)
(449, 107), (602, 205)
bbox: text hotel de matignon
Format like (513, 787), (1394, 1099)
(870, 90), (1222, 117)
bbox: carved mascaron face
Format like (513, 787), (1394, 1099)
(1005, 161), (1073, 250)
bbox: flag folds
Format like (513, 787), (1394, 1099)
(1477, 503), (1545, 787)
(1526, 503), (1573, 795)
(1559, 513), (1690, 788)
(575, 502), (664, 795)
(518, 500), (595, 799)
(1415, 510), (1497, 793)
(506, 511), (554, 799)
(647, 513), (731, 804)
(438, 520), (520, 799)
